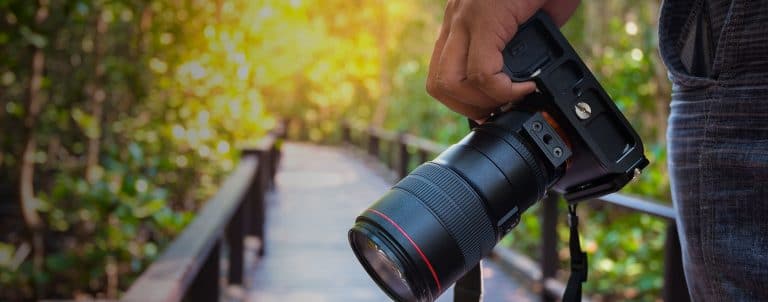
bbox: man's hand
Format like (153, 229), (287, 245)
(426, 0), (580, 121)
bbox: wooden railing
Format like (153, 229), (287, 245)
(341, 122), (690, 302)
(121, 130), (282, 302)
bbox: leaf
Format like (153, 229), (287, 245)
(128, 143), (143, 163)
(71, 108), (100, 139)
(44, 254), (73, 272)
(0, 242), (14, 267)
(18, 26), (47, 48)
(132, 199), (166, 218)
(143, 243), (158, 258)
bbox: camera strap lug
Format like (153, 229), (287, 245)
(563, 204), (588, 302)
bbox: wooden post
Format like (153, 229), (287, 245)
(242, 170), (254, 249)
(385, 137), (394, 169)
(255, 149), (269, 256)
(368, 127), (379, 159)
(186, 239), (221, 302)
(540, 193), (559, 302)
(288, 118), (298, 141)
(663, 223), (691, 301)
(342, 123), (350, 145)
(270, 144), (279, 189)
(389, 138), (397, 170)
(226, 202), (245, 285)
(397, 133), (409, 179)
(418, 148), (429, 165)
(298, 119), (308, 141)
(269, 146), (276, 189)
(279, 118), (288, 140)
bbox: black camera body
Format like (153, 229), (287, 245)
(348, 11), (649, 302)
(499, 11), (648, 201)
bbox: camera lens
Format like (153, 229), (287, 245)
(350, 226), (416, 301)
(349, 111), (565, 302)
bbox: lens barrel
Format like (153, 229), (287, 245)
(349, 111), (564, 302)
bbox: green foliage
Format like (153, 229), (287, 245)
(506, 3), (671, 300)
(0, 0), (674, 300)
(362, 1), (673, 300)
(0, 0), (272, 299)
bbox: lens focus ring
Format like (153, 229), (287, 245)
(394, 163), (496, 267)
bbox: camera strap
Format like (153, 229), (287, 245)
(453, 262), (483, 302)
(563, 204), (588, 302)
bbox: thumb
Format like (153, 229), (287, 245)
(466, 31), (536, 104)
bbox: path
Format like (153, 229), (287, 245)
(246, 143), (536, 301)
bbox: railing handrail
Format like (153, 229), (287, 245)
(340, 121), (689, 302)
(121, 157), (258, 302)
(122, 128), (283, 302)
(592, 193), (675, 220)
(346, 123), (674, 213)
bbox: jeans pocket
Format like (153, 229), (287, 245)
(659, 0), (714, 88)
(658, 0), (747, 88)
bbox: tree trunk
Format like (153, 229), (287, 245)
(371, 0), (390, 127)
(19, 0), (49, 297)
(648, 0), (671, 145)
(139, 4), (153, 56)
(84, 10), (107, 183)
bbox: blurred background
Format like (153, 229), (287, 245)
(0, 0), (671, 301)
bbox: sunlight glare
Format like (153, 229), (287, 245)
(259, 6), (274, 19)
(203, 25), (215, 39)
(237, 66), (249, 80)
(217, 141), (230, 154)
(625, 21), (638, 35)
(171, 124), (185, 139)
(197, 110), (210, 124)
(160, 32), (174, 45)
(198, 145), (211, 158)
(179, 61), (207, 80)
(175, 155), (188, 167)
(149, 58), (167, 74)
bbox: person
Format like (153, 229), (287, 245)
(426, 0), (768, 300)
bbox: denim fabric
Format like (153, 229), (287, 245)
(660, 0), (768, 300)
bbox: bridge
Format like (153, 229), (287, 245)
(120, 124), (690, 302)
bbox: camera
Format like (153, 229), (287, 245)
(348, 11), (649, 302)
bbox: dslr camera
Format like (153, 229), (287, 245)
(348, 11), (649, 302)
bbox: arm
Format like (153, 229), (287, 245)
(426, 0), (581, 121)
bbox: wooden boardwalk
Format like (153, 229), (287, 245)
(245, 143), (535, 301)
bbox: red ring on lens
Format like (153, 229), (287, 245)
(367, 209), (442, 293)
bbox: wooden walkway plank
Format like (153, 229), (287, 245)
(246, 143), (535, 301)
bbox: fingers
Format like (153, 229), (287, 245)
(466, 31), (538, 103)
(427, 0), (454, 71)
(426, 0), (556, 120)
(435, 26), (500, 109)
(427, 28), (491, 120)
(427, 2), (491, 119)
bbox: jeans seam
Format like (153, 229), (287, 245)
(698, 86), (717, 298)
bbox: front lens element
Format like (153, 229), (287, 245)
(350, 229), (416, 301)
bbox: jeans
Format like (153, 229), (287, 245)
(660, 0), (768, 300)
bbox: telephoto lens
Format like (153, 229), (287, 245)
(349, 10), (649, 301)
(349, 111), (568, 302)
